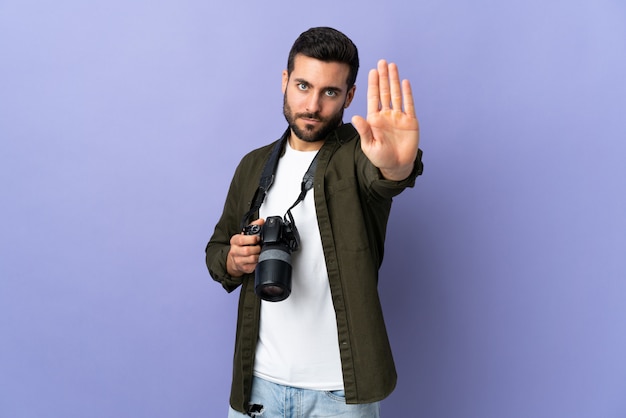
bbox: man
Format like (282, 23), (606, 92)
(206, 27), (423, 417)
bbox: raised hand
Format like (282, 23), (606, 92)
(351, 59), (420, 181)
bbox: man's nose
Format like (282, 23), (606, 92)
(305, 92), (322, 113)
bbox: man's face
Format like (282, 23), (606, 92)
(282, 54), (355, 148)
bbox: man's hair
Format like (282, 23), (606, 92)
(287, 27), (360, 89)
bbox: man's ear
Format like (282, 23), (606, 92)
(282, 70), (289, 93)
(344, 85), (356, 108)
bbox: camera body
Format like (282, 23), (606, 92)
(243, 216), (300, 302)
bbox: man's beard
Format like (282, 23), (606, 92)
(283, 94), (345, 143)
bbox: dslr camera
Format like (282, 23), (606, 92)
(243, 216), (300, 302)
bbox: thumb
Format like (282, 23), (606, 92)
(351, 115), (372, 145)
(251, 218), (265, 226)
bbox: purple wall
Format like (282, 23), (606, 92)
(1, 1), (625, 417)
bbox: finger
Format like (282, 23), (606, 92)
(366, 68), (380, 116)
(402, 79), (416, 118)
(389, 62), (403, 111)
(377, 59), (391, 110)
(235, 256), (257, 275)
(242, 255), (259, 271)
(250, 218), (265, 226)
(234, 245), (260, 263)
(351, 115), (373, 144)
(228, 250), (257, 276)
(231, 233), (259, 247)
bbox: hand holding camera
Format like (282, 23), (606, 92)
(243, 216), (300, 302)
(226, 219), (265, 277)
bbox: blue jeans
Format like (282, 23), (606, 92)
(227, 376), (380, 417)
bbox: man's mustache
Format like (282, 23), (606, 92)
(297, 112), (322, 121)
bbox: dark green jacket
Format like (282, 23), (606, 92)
(205, 123), (423, 413)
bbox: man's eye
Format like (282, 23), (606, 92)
(297, 83), (307, 90)
(325, 90), (337, 97)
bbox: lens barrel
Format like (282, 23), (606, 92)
(255, 245), (292, 302)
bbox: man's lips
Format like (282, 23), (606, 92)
(299, 116), (322, 124)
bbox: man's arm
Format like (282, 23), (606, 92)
(205, 158), (262, 291)
(351, 60), (420, 181)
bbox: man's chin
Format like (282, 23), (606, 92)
(292, 124), (325, 143)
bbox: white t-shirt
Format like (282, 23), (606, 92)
(254, 140), (343, 390)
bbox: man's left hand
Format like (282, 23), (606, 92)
(352, 59), (420, 181)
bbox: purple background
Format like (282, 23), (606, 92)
(1, 1), (625, 417)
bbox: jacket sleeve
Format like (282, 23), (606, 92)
(356, 140), (424, 201)
(205, 144), (273, 292)
(205, 160), (249, 293)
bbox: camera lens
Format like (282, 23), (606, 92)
(259, 285), (285, 298)
(255, 245), (292, 302)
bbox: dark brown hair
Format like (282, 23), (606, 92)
(287, 27), (360, 89)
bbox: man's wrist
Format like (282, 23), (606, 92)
(380, 164), (414, 181)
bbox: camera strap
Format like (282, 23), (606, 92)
(240, 129), (319, 230)
(284, 151), (318, 226)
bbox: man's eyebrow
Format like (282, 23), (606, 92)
(293, 78), (344, 93)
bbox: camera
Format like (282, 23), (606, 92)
(243, 216), (300, 302)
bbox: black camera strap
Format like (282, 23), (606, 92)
(240, 130), (320, 230)
(284, 153), (318, 227)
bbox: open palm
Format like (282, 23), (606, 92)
(352, 60), (420, 181)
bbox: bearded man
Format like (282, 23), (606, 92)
(206, 26), (423, 417)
